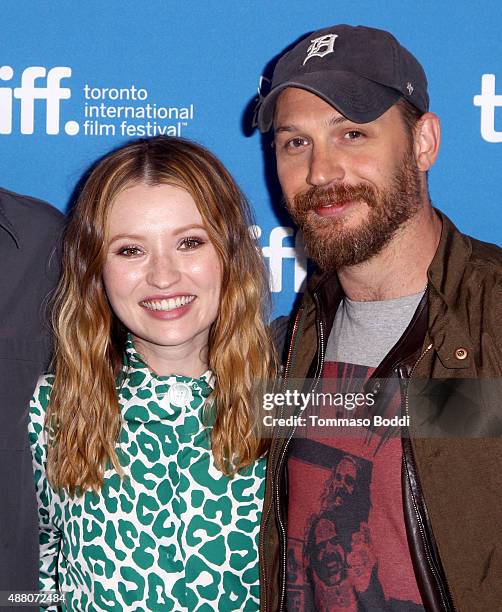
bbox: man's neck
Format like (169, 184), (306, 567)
(337, 206), (442, 301)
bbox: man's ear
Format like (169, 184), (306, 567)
(413, 112), (441, 171)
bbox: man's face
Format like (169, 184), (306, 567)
(274, 88), (423, 271)
(331, 457), (357, 507)
(311, 517), (346, 586)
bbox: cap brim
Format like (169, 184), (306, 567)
(256, 70), (402, 132)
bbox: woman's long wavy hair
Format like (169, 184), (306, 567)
(47, 136), (276, 494)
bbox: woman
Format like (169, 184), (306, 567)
(28, 136), (275, 611)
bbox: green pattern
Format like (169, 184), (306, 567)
(28, 338), (265, 611)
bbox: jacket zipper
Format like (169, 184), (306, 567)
(282, 309), (303, 385)
(404, 343), (432, 418)
(403, 343), (456, 611)
(311, 292), (326, 394)
(277, 294), (325, 611)
(261, 308), (302, 612)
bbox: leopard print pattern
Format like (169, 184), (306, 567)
(28, 338), (265, 611)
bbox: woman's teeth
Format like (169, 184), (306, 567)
(141, 295), (195, 311)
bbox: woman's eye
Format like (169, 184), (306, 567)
(179, 237), (204, 250)
(118, 246), (142, 257)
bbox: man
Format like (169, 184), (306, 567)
(306, 515), (348, 589)
(255, 25), (502, 611)
(0, 187), (64, 600)
(325, 455), (359, 509)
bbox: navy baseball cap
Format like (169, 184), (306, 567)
(256, 24), (429, 132)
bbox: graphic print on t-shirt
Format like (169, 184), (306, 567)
(286, 362), (424, 612)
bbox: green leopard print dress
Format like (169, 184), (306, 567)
(28, 337), (265, 611)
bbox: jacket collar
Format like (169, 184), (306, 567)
(425, 210), (474, 370)
(427, 210), (472, 295)
(0, 200), (20, 247)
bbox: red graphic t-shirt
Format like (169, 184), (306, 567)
(286, 362), (424, 611)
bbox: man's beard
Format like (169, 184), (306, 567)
(287, 149), (422, 271)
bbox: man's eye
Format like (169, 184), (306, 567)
(179, 237), (204, 250)
(285, 137), (309, 150)
(344, 130), (363, 140)
(118, 246), (142, 257)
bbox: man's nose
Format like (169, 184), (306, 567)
(307, 143), (345, 187)
(146, 253), (181, 288)
(325, 540), (337, 554)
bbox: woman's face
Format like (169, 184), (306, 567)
(103, 182), (222, 368)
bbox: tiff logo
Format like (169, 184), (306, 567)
(473, 73), (502, 143)
(250, 225), (307, 293)
(0, 65), (79, 135)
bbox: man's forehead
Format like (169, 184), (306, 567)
(274, 87), (402, 133)
(274, 87), (349, 129)
(337, 456), (357, 471)
(315, 518), (338, 542)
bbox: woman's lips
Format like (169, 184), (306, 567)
(139, 295), (196, 320)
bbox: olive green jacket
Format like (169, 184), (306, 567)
(260, 211), (502, 612)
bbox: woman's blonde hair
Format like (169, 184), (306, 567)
(47, 136), (275, 494)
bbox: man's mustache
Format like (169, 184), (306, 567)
(291, 184), (378, 215)
(333, 486), (349, 497)
(324, 551), (345, 569)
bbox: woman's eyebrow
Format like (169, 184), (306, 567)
(108, 233), (145, 245)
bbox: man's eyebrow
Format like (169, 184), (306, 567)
(327, 115), (349, 127)
(275, 115), (349, 134)
(274, 124), (299, 134)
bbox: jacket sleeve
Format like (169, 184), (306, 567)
(27, 375), (61, 598)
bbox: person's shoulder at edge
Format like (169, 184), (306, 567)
(459, 229), (502, 296)
(0, 187), (66, 286)
(0, 186), (65, 228)
(465, 233), (502, 336)
(465, 231), (502, 270)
